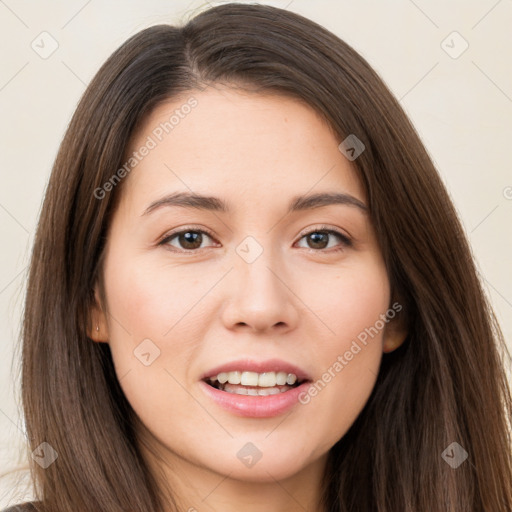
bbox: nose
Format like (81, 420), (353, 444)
(220, 245), (300, 334)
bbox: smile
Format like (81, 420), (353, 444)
(205, 370), (305, 396)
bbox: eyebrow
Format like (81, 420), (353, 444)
(142, 191), (368, 216)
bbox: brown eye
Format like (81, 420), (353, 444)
(306, 231), (330, 249)
(296, 228), (352, 252)
(161, 229), (216, 251)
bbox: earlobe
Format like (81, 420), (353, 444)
(382, 327), (408, 353)
(382, 303), (408, 353)
(87, 286), (108, 343)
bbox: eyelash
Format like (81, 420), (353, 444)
(158, 224), (352, 254)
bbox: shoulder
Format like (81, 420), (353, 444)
(1, 502), (39, 511)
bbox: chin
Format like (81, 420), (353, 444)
(202, 444), (319, 483)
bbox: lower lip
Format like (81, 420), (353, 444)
(199, 380), (312, 418)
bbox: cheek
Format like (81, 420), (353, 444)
(306, 254), (390, 346)
(101, 252), (211, 397)
(295, 256), (389, 446)
(104, 253), (212, 341)
(101, 256), (206, 438)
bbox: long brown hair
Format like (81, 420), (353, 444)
(16, 3), (512, 511)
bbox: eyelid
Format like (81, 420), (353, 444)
(297, 224), (352, 244)
(295, 224), (353, 252)
(158, 225), (218, 247)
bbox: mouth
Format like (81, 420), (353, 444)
(203, 371), (309, 396)
(199, 360), (313, 417)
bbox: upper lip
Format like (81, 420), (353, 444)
(200, 358), (312, 382)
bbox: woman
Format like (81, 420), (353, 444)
(5, 2), (512, 511)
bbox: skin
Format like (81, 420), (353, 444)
(89, 85), (407, 512)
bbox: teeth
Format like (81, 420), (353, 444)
(276, 372), (287, 385)
(241, 371), (259, 386)
(286, 374), (297, 385)
(217, 372), (229, 384)
(258, 372), (279, 387)
(259, 387), (281, 396)
(222, 383), (293, 396)
(209, 371), (300, 387)
(228, 371), (241, 384)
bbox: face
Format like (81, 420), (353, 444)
(92, 85), (405, 487)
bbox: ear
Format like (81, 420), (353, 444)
(382, 301), (408, 353)
(87, 285), (109, 343)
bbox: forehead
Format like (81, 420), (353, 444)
(121, 86), (365, 211)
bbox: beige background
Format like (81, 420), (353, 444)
(1, 0), (511, 507)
